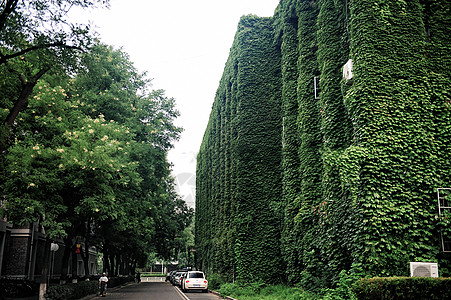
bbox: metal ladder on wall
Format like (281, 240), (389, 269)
(437, 188), (451, 252)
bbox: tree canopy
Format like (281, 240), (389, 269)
(0, 0), (109, 148)
(1, 41), (192, 274)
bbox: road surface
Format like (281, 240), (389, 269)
(89, 281), (224, 300)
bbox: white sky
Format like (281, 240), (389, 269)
(72, 0), (280, 207)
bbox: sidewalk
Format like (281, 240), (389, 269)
(9, 281), (136, 300)
(79, 281), (137, 300)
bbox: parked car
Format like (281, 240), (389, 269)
(169, 271), (175, 284)
(169, 269), (191, 285)
(173, 271), (186, 286)
(170, 270), (181, 285)
(166, 271), (174, 282)
(180, 271), (208, 293)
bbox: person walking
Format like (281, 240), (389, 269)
(99, 272), (108, 297)
(136, 271), (141, 283)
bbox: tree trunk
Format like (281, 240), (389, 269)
(124, 255), (129, 275)
(79, 242), (90, 276)
(115, 253), (120, 276)
(109, 252), (115, 276)
(0, 0), (19, 35)
(120, 255), (125, 275)
(1, 67), (49, 153)
(71, 243), (78, 282)
(5, 68), (50, 126)
(80, 220), (92, 276)
(39, 239), (51, 300)
(131, 259), (136, 276)
(59, 237), (72, 284)
(102, 242), (110, 274)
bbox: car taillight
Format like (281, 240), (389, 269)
(204, 280), (207, 283)
(186, 280), (190, 283)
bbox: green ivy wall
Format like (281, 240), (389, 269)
(196, 0), (451, 287)
(196, 16), (283, 283)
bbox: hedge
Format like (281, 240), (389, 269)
(352, 277), (451, 300)
(45, 281), (98, 300)
(45, 276), (133, 300)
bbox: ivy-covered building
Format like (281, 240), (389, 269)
(195, 0), (451, 287)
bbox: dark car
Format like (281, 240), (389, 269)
(166, 271), (173, 282)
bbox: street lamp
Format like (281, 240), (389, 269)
(50, 243), (59, 282)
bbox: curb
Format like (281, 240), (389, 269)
(209, 289), (238, 300)
(174, 286), (189, 300)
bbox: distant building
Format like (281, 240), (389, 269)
(0, 219), (97, 281)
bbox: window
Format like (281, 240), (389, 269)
(189, 272), (205, 279)
(314, 76), (321, 100)
(438, 188), (451, 252)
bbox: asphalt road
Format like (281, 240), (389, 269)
(89, 281), (223, 300)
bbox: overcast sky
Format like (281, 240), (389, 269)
(72, 0), (280, 207)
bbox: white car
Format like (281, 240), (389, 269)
(181, 271), (208, 293)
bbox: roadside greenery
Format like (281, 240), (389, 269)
(217, 282), (353, 300)
(216, 276), (451, 300)
(45, 281), (99, 300)
(45, 275), (135, 300)
(139, 273), (165, 277)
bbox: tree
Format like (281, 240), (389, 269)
(0, 0), (109, 66)
(0, 0), (109, 151)
(70, 44), (190, 265)
(1, 42), (193, 283)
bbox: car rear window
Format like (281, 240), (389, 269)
(189, 272), (204, 278)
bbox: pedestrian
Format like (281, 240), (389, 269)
(99, 272), (108, 297)
(136, 271), (141, 283)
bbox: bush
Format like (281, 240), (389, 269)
(217, 282), (322, 300)
(352, 277), (451, 300)
(140, 273), (165, 277)
(45, 281), (98, 300)
(320, 270), (359, 300)
(45, 276), (134, 300)
(207, 273), (226, 290)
